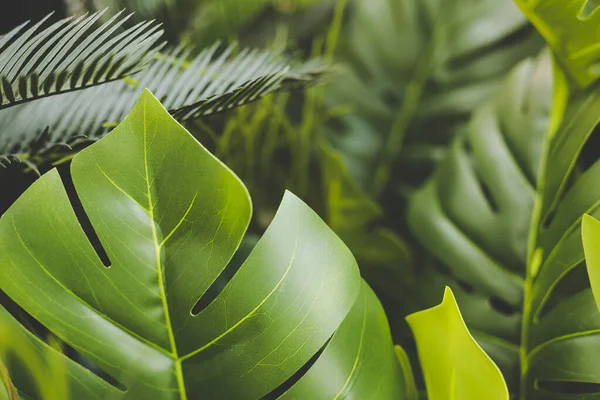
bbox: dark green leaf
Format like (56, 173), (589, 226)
(407, 51), (552, 392)
(0, 9), (163, 109)
(0, 45), (327, 163)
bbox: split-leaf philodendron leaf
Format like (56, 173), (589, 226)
(407, 287), (509, 400)
(515, 0), (600, 88)
(410, 5), (600, 395)
(0, 89), (405, 399)
(408, 50), (552, 392)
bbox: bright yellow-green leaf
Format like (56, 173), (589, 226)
(515, 0), (600, 87)
(406, 287), (508, 400)
(581, 214), (600, 310)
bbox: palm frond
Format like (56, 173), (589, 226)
(0, 44), (327, 163)
(0, 9), (164, 109)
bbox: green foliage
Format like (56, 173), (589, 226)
(516, 0), (600, 87)
(0, 90), (405, 399)
(8, 1), (600, 399)
(408, 49), (552, 393)
(0, 44), (326, 165)
(407, 287), (508, 400)
(325, 0), (545, 194)
(408, 1), (600, 397)
(0, 9), (163, 109)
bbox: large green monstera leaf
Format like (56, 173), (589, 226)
(408, 49), (552, 395)
(410, 9), (600, 397)
(521, 67), (600, 399)
(0, 90), (405, 399)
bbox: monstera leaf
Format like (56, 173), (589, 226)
(407, 287), (509, 400)
(520, 67), (600, 399)
(408, 49), (552, 395)
(325, 0), (545, 195)
(409, 2), (600, 394)
(516, 0), (600, 87)
(0, 90), (405, 399)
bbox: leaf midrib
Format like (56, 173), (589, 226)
(140, 98), (187, 399)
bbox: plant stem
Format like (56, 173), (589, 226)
(371, 31), (439, 197)
(518, 57), (570, 400)
(296, 0), (347, 195)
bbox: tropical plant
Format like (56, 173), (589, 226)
(0, 90), (406, 399)
(407, 0), (600, 398)
(315, 0), (548, 342)
(8, 0), (600, 399)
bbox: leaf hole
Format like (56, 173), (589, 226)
(57, 163), (111, 267)
(191, 235), (259, 315)
(537, 379), (600, 394)
(488, 296), (518, 316)
(541, 208), (556, 230)
(476, 176), (499, 213)
(447, 24), (535, 73)
(1, 291), (126, 393)
(260, 335), (332, 399)
(536, 262), (588, 320)
(579, 0), (600, 19)
(455, 278), (474, 294)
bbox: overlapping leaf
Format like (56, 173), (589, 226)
(407, 51), (552, 392)
(0, 9), (163, 109)
(0, 90), (405, 399)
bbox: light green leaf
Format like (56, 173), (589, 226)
(515, 0), (600, 87)
(0, 89), (405, 399)
(582, 214), (600, 311)
(407, 287), (509, 400)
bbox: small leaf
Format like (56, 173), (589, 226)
(582, 214), (600, 310)
(406, 287), (509, 400)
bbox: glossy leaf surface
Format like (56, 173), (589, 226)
(0, 90), (404, 399)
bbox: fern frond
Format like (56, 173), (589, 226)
(0, 44), (327, 162)
(0, 9), (164, 109)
